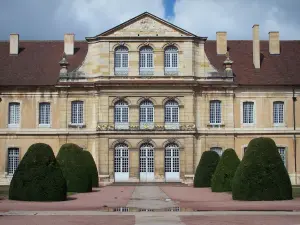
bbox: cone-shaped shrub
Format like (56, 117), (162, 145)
(9, 143), (67, 201)
(56, 143), (92, 193)
(82, 150), (99, 187)
(211, 148), (240, 192)
(194, 151), (220, 187)
(232, 137), (293, 200)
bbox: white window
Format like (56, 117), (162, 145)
(165, 100), (179, 123)
(115, 101), (129, 123)
(140, 100), (154, 123)
(210, 100), (221, 124)
(39, 102), (51, 127)
(273, 101), (284, 124)
(7, 148), (19, 175)
(165, 46), (178, 75)
(71, 101), (84, 125)
(115, 46), (128, 75)
(140, 46), (154, 75)
(210, 147), (223, 156)
(8, 102), (20, 128)
(278, 147), (287, 167)
(243, 101), (254, 124)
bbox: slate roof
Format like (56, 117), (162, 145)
(0, 39), (300, 86)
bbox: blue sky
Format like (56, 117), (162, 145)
(0, 0), (300, 40)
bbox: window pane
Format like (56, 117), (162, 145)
(115, 54), (121, 68)
(165, 53), (170, 67)
(8, 148), (19, 175)
(71, 101), (83, 124)
(172, 53), (178, 68)
(140, 53), (146, 68)
(147, 53), (153, 68)
(243, 102), (254, 123)
(278, 147), (286, 167)
(122, 53), (128, 68)
(39, 103), (50, 125)
(165, 107), (171, 122)
(9, 103), (20, 125)
(273, 102), (284, 124)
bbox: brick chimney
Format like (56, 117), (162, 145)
(64, 33), (74, 55)
(10, 33), (19, 55)
(252, 24), (260, 69)
(216, 31), (227, 55)
(269, 31), (280, 54)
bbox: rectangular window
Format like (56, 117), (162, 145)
(210, 101), (221, 124)
(39, 102), (51, 126)
(243, 101), (254, 124)
(8, 102), (20, 127)
(278, 147), (286, 167)
(273, 101), (284, 124)
(8, 148), (19, 175)
(71, 101), (84, 125)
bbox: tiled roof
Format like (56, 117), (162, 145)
(0, 41), (87, 86)
(0, 40), (300, 86)
(205, 40), (300, 85)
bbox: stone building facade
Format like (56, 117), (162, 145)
(0, 12), (300, 185)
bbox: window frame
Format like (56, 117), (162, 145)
(241, 100), (256, 126)
(71, 100), (84, 125)
(277, 146), (287, 168)
(38, 102), (51, 128)
(164, 100), (179, 123)
(7, 147), (20, 176)
(139, 100), (154, 123)
(139, 46), (154, 75)
(114, 46), (129, 75)
(209, 100), (222, 125)
(273, 101), (285, 126)
(164, 46), (178, 75)
(114, 100), (129, 124)
(8, 102), (21, 128)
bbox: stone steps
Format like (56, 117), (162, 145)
(109, 182), (189, 186)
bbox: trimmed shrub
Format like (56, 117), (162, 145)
(56, 143), (92, 193)
(194, 151), (220, 187)
(211, 148), (240, 192)
(232, 137), (293, 200)
(9, 143), (67, 201)
(82, 150), (99, 187)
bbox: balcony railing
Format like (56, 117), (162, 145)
(96, 122), (196, 131)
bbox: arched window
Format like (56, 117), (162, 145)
(140, 46), (154, 75)
(140, 100), (154, 129)
(210, 147), (223, 156)
(164, 100), (179, 130)
(209, 100), (221, 124)
(114, 100), (129, 129)
(115, 46), (129, 75)
(114, 143), (129, 181)
(165, 46), (178, 75)
(165, 143), (180, 181)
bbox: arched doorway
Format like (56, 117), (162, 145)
(165, 143), (180, 182)
(139, 143), (155, 182)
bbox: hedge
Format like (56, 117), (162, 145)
(211, 148), (240, 192)
(232, 137), (293, 200)
(56, 143), (92, 193)
(9, 143), (67, 201)
(82, 150), (99, 187)
(194, 151), (220, 187)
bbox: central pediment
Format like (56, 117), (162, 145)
(86, 12), (199, 40)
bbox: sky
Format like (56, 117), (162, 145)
(1, 0), (300, 40)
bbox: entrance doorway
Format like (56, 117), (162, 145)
(165, 144), (180, 182)
(114, 144), (129, 182)
(140, 143), (155, 182)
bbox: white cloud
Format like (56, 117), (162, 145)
(54, 0), (165, 38)
(171, 0), (300, 40)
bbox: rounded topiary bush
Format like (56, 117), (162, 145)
(9, 143), (67, 201)
(211, 148), (240, 192)
(194, 151), (220, 187)
(56, 143), (92, 193)
(232, 137), (293, 201)
(82, 150), (99, 187)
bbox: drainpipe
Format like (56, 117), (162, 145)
(293, 87), (297, 184)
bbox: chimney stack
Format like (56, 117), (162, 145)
(10, 33), (19, 55)
(64, 33), (74, 55)
(252, 24), (260, 69)
(269, 31), (280, 54)
(216, 31), (227, 55)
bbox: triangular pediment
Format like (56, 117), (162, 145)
(86, 12), (197, 40)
